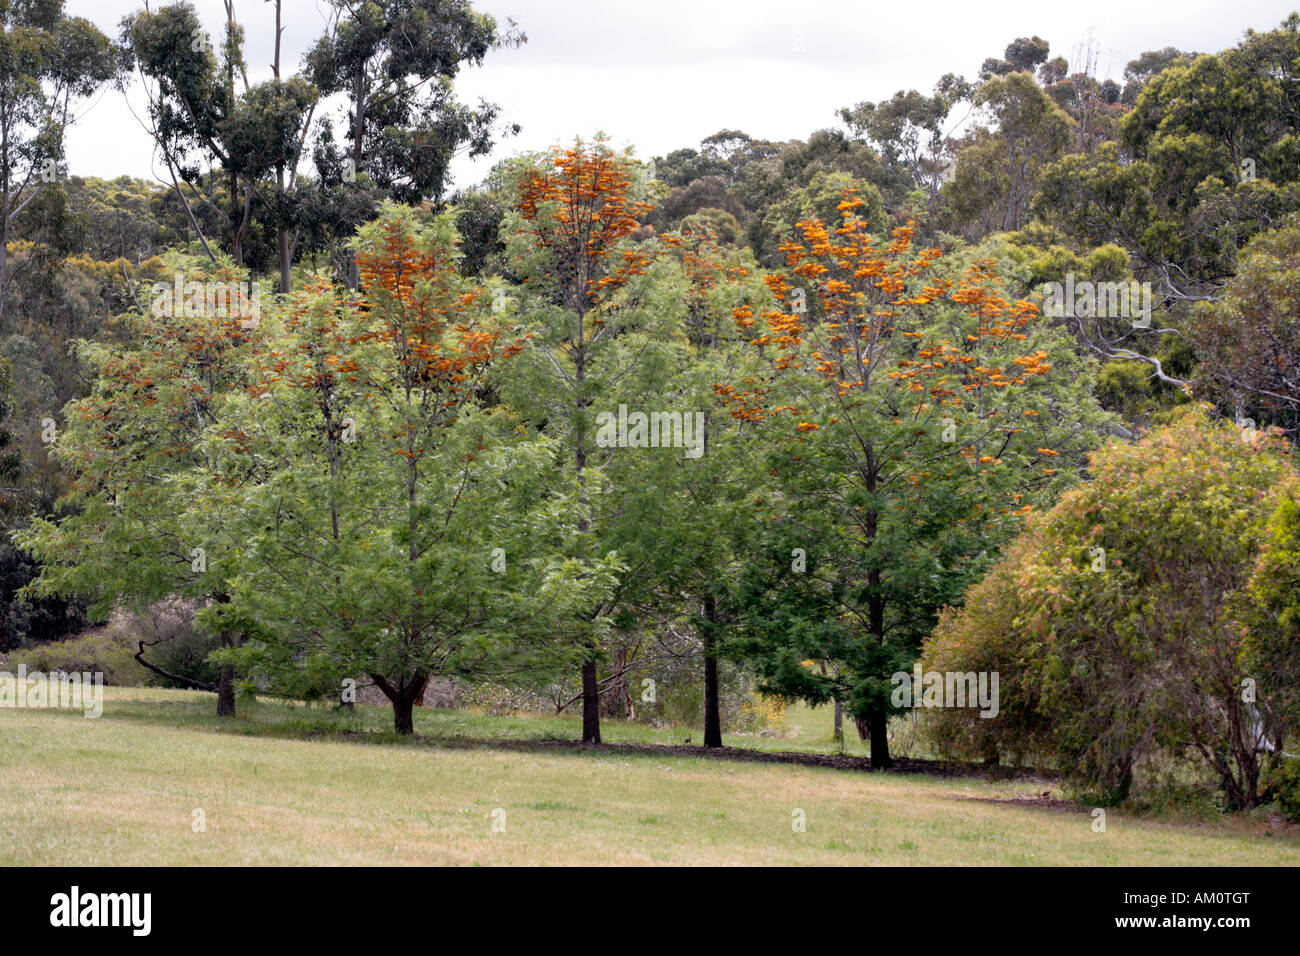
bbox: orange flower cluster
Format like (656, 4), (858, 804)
(737, 192), (1058, 469)
(516, 145), (654, 307)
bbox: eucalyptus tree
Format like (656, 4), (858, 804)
(0, 0), (121, 317)
(122, 1), (317, 276)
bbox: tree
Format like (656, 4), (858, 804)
(503, 139), (684, 743)
(1241, 498), (1300, 741)
(946, 72), (1073, 236)
(0, 0), (120, 318)
(304, 0), (523, 285)
(839, 75), (973, 215)
(649, 221), (773, 746)
(209, 205), (611, 732)
(729, 194), (1106, 767)
(924, 408), (1300, 807)
(1192, 216), (1300, 435)
(18, 254), (267, 716)
(123, 1), (317, 273)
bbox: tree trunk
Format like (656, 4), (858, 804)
(702, 594), (722, 748)
(0, 222), (8, 321)
(371, 672), (428, 734)
(868, 711), (891, 769)
(215, 630), (236, 717)
(393, 695), (415, 734)
(833, 698), (843, 744)
(216, 663), (236, 717)
(277, 225), (291, 293)
(581, 656), (601, 743)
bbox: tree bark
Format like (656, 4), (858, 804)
(581, 657), (601, 743)
(371, 672), (428, 734)
(277, 219), (291, 293)
(215, 631), (236, 717)
(216, 664), (236, 717)
(702, 593), (722, 748)
(393, 694), (415, 735)
(868, 711), (891, 768)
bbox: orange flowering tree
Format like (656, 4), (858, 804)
(648, 220), (778, 746)
(19, 256), (267, 717)
(728, 194), (1108, 766)
(502, 139), (682, 743)
(204, 204), (617, 734)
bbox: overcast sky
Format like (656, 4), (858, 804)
(63, 0), (1299, 191)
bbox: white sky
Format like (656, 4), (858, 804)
(63, 0), (1300, 191)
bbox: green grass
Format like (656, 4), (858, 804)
(1, 686), (1297, 865)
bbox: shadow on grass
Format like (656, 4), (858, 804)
(95, 692), (1049, 782)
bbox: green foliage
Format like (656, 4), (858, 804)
(1260, 755), (1300, 822)
(1192, 215), (1300, 433)
(3, 625), (151, 686)
(923, 408), (1300, 807)
(1240, 497), (1300, 734)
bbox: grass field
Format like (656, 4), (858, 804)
(2, 686), (1298, 865)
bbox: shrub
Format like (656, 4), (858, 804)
(1260, 756), (1300, 823)
(4, 625), (151, 685)
(921, 407), (1300, 808)
(126, 599), (221, 689)
(921, 529), (1052, 766)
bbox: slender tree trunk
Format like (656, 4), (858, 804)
(278, 228), (291, 292)
(581, 657), (601, 743)
(277, 167), (291, 293)
(702, 593), (722, 748)
(865, 457), (892, 768)
(0, 211), (9, 321)
(833, 698), (843, 744)
(272, 1), (291, 293)
(573, 303), (603, 744)
(215, 630), (236, 717)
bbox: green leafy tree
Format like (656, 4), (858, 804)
(210, 207), (611, 731)
(18, 255), (267, 716)
(729, 197), (1106, 767)
(502, 139), (695, 743)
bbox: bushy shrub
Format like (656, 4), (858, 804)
(921, 530), (1052, 766)
(921, 408), (1300, 808)
(3, 625), (151, 685)
(1260, 756), (1300, 823)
